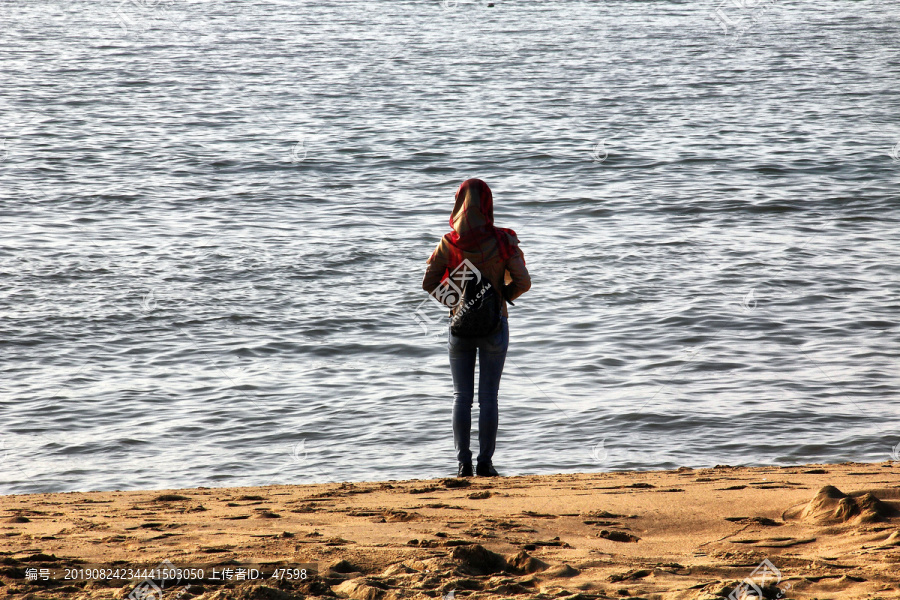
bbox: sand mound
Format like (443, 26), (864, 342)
(542, 563), (579, 578)
(328, 559), (362, 574)
(855, 492), (897, 523)
(332, 578), (397, 600)
(508, 550), (549, 574)
(450, 544), (509, 576)
(784, 485), (899, 524)
(379, 563), (418, 577)
(202, 580), (321, 600)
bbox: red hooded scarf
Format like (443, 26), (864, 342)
(440, 179), (519, 274)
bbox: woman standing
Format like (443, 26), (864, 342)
(422, 179), (531, 477)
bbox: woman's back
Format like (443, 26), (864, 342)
(422, 179), (530, 316)
(421, 178), (531, 478)
(423, 232), (529, 318)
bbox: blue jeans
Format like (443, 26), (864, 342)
(448, 316), (509, 465)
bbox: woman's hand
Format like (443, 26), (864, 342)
(502, 284), (516, 306)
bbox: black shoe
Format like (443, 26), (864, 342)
(476, 462), (499, 477)
(457, 462), (473, 477)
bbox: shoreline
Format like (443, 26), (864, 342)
(2, 461), (899, 599)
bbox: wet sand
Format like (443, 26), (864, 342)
(2, 462), (899, 599)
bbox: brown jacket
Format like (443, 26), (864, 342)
(422, 234), (531, 318)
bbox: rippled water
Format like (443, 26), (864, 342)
(2, 0), (899, 494)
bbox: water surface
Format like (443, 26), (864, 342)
(1, 0), (899, 494)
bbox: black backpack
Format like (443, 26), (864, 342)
(449, 271), (502, 338)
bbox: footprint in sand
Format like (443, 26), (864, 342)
(323, 536), (355, 546)
(519, 510), (556, 518)
(724, 516), (780, 526)
(732, 537), (816, 548)
(384, 510), (421, 522)
(599, 529), (639, 543)
(608, 568), (651, 582)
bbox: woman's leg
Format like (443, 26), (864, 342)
(449, 334), (477, 464)
(476, 317), (509, 466)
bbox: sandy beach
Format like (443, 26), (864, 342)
(2, 462), (899, 599)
